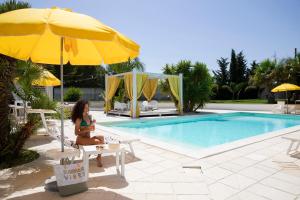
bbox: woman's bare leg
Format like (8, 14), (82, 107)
(76, 137), (103, 167)
(93, 135), (104, 144)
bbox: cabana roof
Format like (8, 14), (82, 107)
(109, 71), (179, 80)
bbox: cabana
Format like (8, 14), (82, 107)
(104, 69), (183, 118)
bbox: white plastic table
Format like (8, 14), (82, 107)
(26, 108), (56, 133)
(81, 144), (125, 178)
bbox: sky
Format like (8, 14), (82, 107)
(7, 0), (300, 73)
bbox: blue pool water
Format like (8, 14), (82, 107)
(103, 113), (300, 148)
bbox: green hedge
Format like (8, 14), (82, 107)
(64, 87), (82, 102)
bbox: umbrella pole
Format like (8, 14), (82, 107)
(60, 37), (64, 152)
(286, 91), (288, 114)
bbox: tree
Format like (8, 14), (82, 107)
(162, 60), (213, 112)
(213, 57), (229, 86)
(0, 0), (30, 13)
(46, 64), (106, 88)
(236, 51), (247, 83)
(107, 57), (144, 74)
(1, 61), (57, 161)
(0, 0), (31, 159)
(250, 59), (277, 102)
(229, 49), (238, 83)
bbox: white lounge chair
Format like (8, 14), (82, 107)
(149, 100), (158, 110)
(114, 101), (127, 111)
(282, 135), (300, 155)
(141, 101), (150, 111)
(47, 122), (139, 157)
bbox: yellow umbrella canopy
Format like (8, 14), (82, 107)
(32, 70), (61, 86)
(0, 7), (139, 64)
(271, 83), (300, 93)
(0, 7), (140, 151)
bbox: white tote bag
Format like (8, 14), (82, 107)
(53, 158), (87, 196)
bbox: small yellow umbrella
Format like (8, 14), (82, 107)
(32, 70), (61, 87)
(0, 7), (140, 151)
(271, 83), (300, 93)
(271, 83), (300, 113)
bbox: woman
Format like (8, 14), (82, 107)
(71, 100), (104, 167)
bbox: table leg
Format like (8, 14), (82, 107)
(40, 113), (48, 134)
(116, 151), (120, 174)
(83, 152), (89, 181)
(121, 150), (125, 177)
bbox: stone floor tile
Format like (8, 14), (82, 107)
(157, 160), (181, 169)
(271, 171), (300, 186)
(246, 183), (296, 200)
(260, 177), (300, 195)
(142, 154), (166, 163)
(244, 153), (268, 162)
(142, 165), (166, 175)
(145, 147), (167, 155)
(230, 157), (257, 168)
(135, 182), (173, 194)
(218, 161), (245, 173)
(127, 160), (153, 169)
(149, 183), (174, 194)
(238, 166), (273, 181)
(146, 194), (176, 200)
(204, 166), (232, 180)
(176, 194), (210, 200)
(227, 190), (269, 200)
(208, 182), (238, 200)
(116, 193), (147, 200)
(257, 159), (284, 170)
(124, 169), (150, 181)
(219, 174), (256, 190)
(172, 183), (209, 195)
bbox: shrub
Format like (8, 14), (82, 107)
(162, 60), (213, 112)
(64, 87), (82, 102)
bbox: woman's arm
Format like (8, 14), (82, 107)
(74, 118), (91, 136)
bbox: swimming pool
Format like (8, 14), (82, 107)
(102, 113), (300, 151)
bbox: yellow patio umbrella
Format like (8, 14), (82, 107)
(32, 70), (61, 87)
(271, 83), (300, 113)
(0, 7), (140, 151)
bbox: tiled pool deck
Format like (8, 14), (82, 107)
(1, 110), (300, 200)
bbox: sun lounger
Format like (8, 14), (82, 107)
(141, 101), (150, 111)
(46, 122), (139, 157)
(114, 101), (127, 111)
(149, 100), (158, 110)
(282, 135), (300, 154)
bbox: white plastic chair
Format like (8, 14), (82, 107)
(141, 101), (150, 111)
(114, 101), (127, 111)
(149, 100), (158, 110)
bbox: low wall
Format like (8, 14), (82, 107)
(89, 101), (276, 112)
(204, 103), (275, 111)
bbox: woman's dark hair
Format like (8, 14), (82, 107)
(71, 100), (89, 123)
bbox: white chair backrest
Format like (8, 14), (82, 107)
(149, 100), (158, 109)
(142, 101), (148, 106)
(277, 101), (285, 106)
(114, 101), (121, 110)
(47, 124), (79, 149)
(120, 103), (127, 110)
(15, 100), (24, 107)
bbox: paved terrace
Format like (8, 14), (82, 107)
(0, 110), (300, 200)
